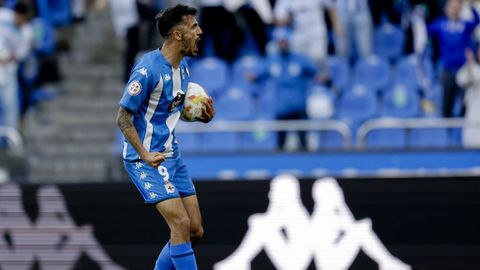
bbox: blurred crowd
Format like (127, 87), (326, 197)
(1, 0), (480, 150)
(0, 0), (61, 136)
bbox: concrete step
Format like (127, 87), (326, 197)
(61, 65), (122, 80)
(47, 98), (119, 110)
(42, 104), (117, 120)
(28, 156), (113, 182)
(51, 111), (116, 126)
(30, 142), (114, 157)
(28, 129), (115, 143)
(63, 80), (124, 94)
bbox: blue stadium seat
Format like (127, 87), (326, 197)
(374, 23), (405, 61)
(200, 86), (253, 152)
(326, 56), (350, 91)
(256, 81), (276, 118)
(353, 55), (391, 93)
(189, 57), (229, 97)
(216, 86), (254, 120)
(241, 122), (278, 152)
(450, 128), (463, 148)
(232, 55), (266, 94)
(395, 55), (434, 93)
(409, 128), (450, 148)
(381, 84), (420, 118)
(318, 131), (346, 150)
(365, 129), (407, 149)
(338, 84), (378, 130)
(36, 0), (71, 27)
(175, 132), (199, 153)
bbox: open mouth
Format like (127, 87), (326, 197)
(194, 38), (200, 52)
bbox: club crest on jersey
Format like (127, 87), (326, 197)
(128, 80), (142, 96)
(164, 181), (176, 194)
(168, 92), (185, 112)
(164, 74), (171, 81)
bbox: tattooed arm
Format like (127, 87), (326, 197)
(116, 107), (165, 167)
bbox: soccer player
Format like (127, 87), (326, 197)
(115, 4), (214, 270)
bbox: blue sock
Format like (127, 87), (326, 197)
(170, 242), (197, 270)
(154, 241), (175, 270)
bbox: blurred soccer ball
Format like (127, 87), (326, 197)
(182, 82), (209, 122)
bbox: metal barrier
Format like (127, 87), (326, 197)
(0, 126), (24, 154)
(176, 119), (353, 149)
(356, 117), (469, 148)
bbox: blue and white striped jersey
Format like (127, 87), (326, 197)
(119, 49), (189, 161)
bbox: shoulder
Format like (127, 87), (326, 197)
(134, 51), (164, 78)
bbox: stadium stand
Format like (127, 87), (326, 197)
(373, 23), (405, 62)
(189, 57), (229, 98)
(2, 1), (478, 183)
(353, 55), (391, 94)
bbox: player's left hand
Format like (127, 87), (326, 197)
(197, 97), (215, 123)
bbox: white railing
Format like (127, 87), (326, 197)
(0, 126), (24, 154)
(356, 117), (470, 148)
(176, 119), (353, 148)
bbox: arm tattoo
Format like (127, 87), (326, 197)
(116, 107), (147, 157)
(116, 107), (133, 132)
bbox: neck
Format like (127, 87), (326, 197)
(160, 40), (184, 69)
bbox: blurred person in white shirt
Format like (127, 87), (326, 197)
(273, 0), (342, 66)
(332, 0), (373, 59)
(0, 2), (33, 130)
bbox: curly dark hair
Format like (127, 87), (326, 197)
(155, 4), (197, 38)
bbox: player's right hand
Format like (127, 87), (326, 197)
(141, 152), (165, 168)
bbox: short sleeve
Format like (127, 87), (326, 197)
(119, 63), (156, 113)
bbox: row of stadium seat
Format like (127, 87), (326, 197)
(189, 53), (436, 99)
(173, 127), (461, 153)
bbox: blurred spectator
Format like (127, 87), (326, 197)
(333, 0), (373, 59)
(428, 0), (479, 117)
(250, 28), (321, 151)
(197, 0), (244, 61)
(273, 0), (342, 67)
(456, 48), (480, 148)
(461, 0), (480, 41)
(404, 4), (428, 56)
(97, 0), (140, 82)
(224, 0), (273, 56)
(368, 0), (403, 26)
(71, 0), (87, 22)
(0, 2), (33, 129)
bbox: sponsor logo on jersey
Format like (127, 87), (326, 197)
(135, 162), (143, 170)
(127, 80), (142, 96)
(140, 171), (147, 180)
(138, 67), (148, 77)
(149, 192), (158, 199)
(144, 182), (153, 190)
(168, 92), (185, 112)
